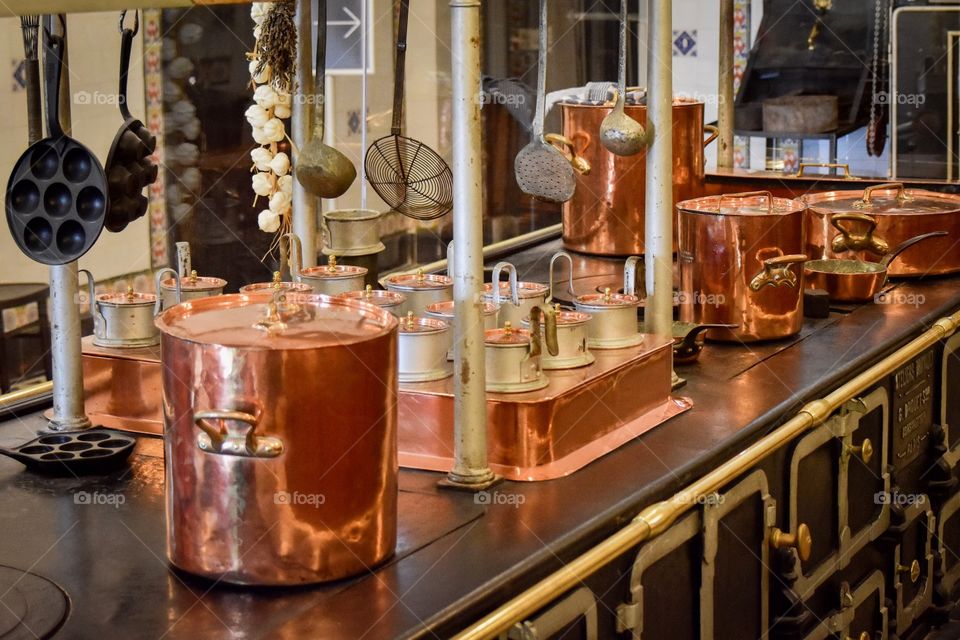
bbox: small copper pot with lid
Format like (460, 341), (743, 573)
(484, 306), (559, 393)
(397, 312), (452, 382)
(802, 183), (960, 277)
(280, 233), (368, 295)
(574, 256), (643, 349)
(156, 267), (226, 311)
(523, 304), (594, 370)
(678, 191), (808, 342)
(157, 290), (398, 585)
(338, 285), (406, 316)
(383, 270), (453, 317)
(483, 262), (549, 328)
(425, 299), (499, 361)
(239, 271), (312, 294)
(80, 270), (160, 348)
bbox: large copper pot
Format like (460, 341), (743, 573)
(157, 292), (398, 585)
(802, 183), (960, 276)
(678, 191), (808, 342)
(560, 98), (718, 256)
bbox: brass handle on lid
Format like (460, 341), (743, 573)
(829, 213), (890, 256)
(854, 182), (910, 209)
(796, 162), (858, 180)
(749, 253), (807, 291)
(770, 523), (813, 562)
(897, 559), (921, 583)
(545, 133), (592, 175)
(194, 409), (283, 458)
(717, 190), (774, 215)
(846, 438), (874, 464)
(529, 305), (559, 358)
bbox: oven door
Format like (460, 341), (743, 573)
(798, 570), (889, 640)
(935, 489), (960, 602)
(882, 498), (935, 636)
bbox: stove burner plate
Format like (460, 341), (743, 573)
(0, 565), (69, 639)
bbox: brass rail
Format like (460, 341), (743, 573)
(454, 309), (960, 639)
(0, 381), (53, 412)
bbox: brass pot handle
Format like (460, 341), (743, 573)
(194, 409), (284, 458)
(703, 124), (719, 147)
(854, 182), (910, 209)
(770, 523), (813, 562)
(829, 212), (890, 256)
(796, 162), (858, 180)
(545, 133), (592, 175)
(717, 190), (774, 215)
(749, 253), (807, 291)
(529, 305), (559, 358)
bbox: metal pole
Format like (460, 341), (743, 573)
(46, 15), (90, 431)
(445, 0), (495, 489)
(717, 0), (735, 168)
(292, 0), (317, 267)
(360, 0), (368, 209)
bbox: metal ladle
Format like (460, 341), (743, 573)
(295, 0), (356, 199)
(599, 0), (648, 156)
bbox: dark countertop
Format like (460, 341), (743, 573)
(1, 239), (959, 639)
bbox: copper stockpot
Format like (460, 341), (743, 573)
(157, 292), (398, 585)
(560, 98), (718, 256)
(678, 191), (808, 342)
(802, 183), (960, 276)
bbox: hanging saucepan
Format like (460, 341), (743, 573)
(5, 22), (108, 265)
(804, 231), (948, 303)
(103, 10), (158, 233)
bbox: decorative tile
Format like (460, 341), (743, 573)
(143, 9), (169, 270)
(733, 0), (751, 92)
(11, 59), (26, 92)
(734, 134), (749, 169)
(672, 30), (698, 57)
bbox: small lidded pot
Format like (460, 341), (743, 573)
(156, 268), (226, 312)
(383, 270), (454, 317)
(483, 261), (549, 328)
(338, 285), (406, 316)
(299, 255), (368, 296)
(425, 300), (499, 360)
(81, 270), (159, 349)
(573, 256), (643, 349)
(397, 312), (452, 383)
(240, 271), (312, 294)
(484, 307), (558, 393)
(523, 304), (594, 370)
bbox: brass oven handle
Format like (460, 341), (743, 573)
(545, 133), (592, 175)
(796, 162), (858, 180)
(703, 124), (719, 148)
(194, 409), (284, 458)
(854, 182), (910, 209)
(749, 254), (807, 291)
(769, 523), (813, 562)
(829, 213), (890, 256)
(897, 559), (921, 584)
(846, 437), (874, 464)
(717, 190), (774, 215)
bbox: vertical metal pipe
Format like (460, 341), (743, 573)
(447, 0), (494, 487)
(47, 16), (90, 431)
(644, 0), (673, 340)
(717, 0), (735, 168)
(292, 0), (317, 267)
(360, 0), (368, 209)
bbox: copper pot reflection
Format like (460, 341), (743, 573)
(560, 98), (718, 256)
(678, 191), (808, 342)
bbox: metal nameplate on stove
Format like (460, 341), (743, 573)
(891, 348), (935, 469)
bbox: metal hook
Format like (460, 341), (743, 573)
(43, 14), (67, 40)
(119, 10), (139, 35)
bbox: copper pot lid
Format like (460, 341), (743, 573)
(300, 256), (368, 280)
(678, 191), (805, 217)
(576, 288), (639, 309)
(155, 292), (395, 349)
(527, 307), (591, 326)
(239, 271), (312, 293)
(161, 270), (227, 292)
(398, 313), (448, 334)
(801, 185), (959, 215)
(485, 322), (531, 346)
(425, 300), (498, 318)
(97, 287), (156, 307)
(338, 285), (405, 308)
(483, 281), (549, 299)
(384, 269), (453, 291)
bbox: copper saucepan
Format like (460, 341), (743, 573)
(804, 229), (948, 303)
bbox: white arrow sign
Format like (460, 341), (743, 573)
(328, 7), (361, 39)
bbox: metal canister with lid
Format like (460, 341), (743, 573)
(338, 285), (406, 316)
(156, 268), (226, 312)
(396, 312), (452, 382)
(239, 271), (312, 294)
(156, 291), (398, 586)
(484, 307), (558, 393)
(297, 255), (368, 296)
(483, 262), (549, 328)
(574, 287), (642, 349)
(383, 270), (454, 317)
(81, 270), (159, 348)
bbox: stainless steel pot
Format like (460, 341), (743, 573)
(80, 270), (159, 349)
(157, 268), (226, 311)
(383, 270), (454, 317)
(573, 256), (643, 349)
(281, 232), (369, 295)
(321, 208), (384, 256)
(484, 307), (558, 393)
(522, 304), (593, 370)
(483, 262), (549, 328)
(425, 299), (499, 360)
(397, 313), (452, 382)
(157, 291), (398, 585)
(338, 285), (406, 316)
(239, 271), (312, 294)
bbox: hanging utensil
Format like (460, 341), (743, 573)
(514, 0), (577, 203)
(5, 21), (109, 265)
(19, 15), (43, 145)
(365, 0), (452, 220)
(599, 0), (648, 156)
(295, 0), (357, 199)
(104, 11), (158, 233)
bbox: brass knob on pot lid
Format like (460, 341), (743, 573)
(847, 438), (873, 464)
(770, 523), (813, 562)
(603, 287), (612, 303)
(404, 311), (415, 330)
(504, 321), (513, 335)
(125, 286), (135, 301)
(364, 284), (374, 299)
(188, 269), (199, 284)
(327, 255), (338, 272)
(272, 271), (282, 283)
(897, 559), (921, 583)
(416, 268), (425, 283)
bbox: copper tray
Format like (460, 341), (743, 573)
(398, 335), (692, 481)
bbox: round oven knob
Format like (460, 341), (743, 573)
(769, 523), (813, 562)
(847, 438), (874, 464)
(897, 559), (921, 583)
